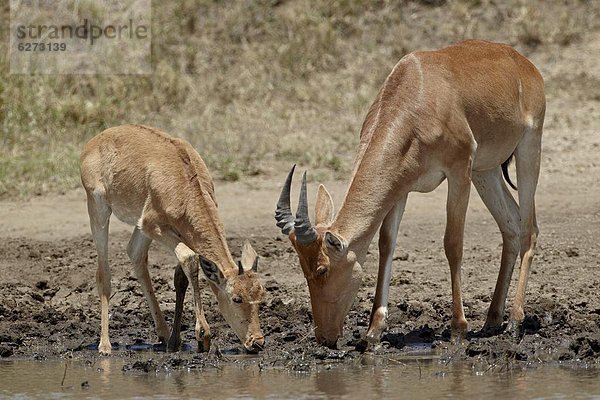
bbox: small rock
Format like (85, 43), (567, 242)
(35, 281), (49, 290)
(565, 247), (579, 257)
(282, 332), (297, 342)
(265, 279), (280, 292)
(123, 359), (157, 373)
(29, 292), (45, 302)
(393, 252), (409, 261)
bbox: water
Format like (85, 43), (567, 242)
(0, 354), (598, 399)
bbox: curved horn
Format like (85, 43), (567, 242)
(275, 164), (296, 234)
(294, 171), (317, 245)
(237, 260), (244, 276)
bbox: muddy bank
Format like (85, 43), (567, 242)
(0, 227), (598, 369)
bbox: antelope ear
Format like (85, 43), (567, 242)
(199, 255), (226, 286)
(241, 240), (259, 272)
(325, 231), (346, 253)
(315, 184), (334, 226)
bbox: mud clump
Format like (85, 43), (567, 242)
(567, 336), (600, 361)
(0, 344), (14, 357)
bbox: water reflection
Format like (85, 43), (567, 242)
(172, 370), (187, 397)
(98, 357), (111, 386)
(449, 361), (467, 395)
(0, 356), (598, 399)
(314, 367), (350, 397)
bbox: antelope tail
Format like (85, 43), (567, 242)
(501, 154), (517, 190)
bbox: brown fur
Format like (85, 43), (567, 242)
(279, 40), (545, 347)
(81, 125), (265, 354)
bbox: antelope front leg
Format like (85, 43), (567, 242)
(168, 263), (189, 351)
(444, 168), (472, 341)
(174, 243), (212, 352)
(363, 196), (407, 347)
(95, 238), (112, 355)
(143, 219), (213, 352)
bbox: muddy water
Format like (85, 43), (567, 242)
(1, 354), (598, 400)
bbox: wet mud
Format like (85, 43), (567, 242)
(0, 227), (598, 370)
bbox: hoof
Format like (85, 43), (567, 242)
(167, 336), (181, 352)
(449, 327), (467, 345)
(197, 336), (211, 353)
(98, 341), (114, 355)
(450, 318), (468, 344)
(355, 331), (383, 353)
(450, 335), (466, 345)
(506, 319), (523, 339)
(484, 314), (504, 331)
(244, 338), (265, 354)
(355, 339), (369, 353)
(479, 323), (505, 337)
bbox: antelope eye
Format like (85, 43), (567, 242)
(232, 296), (243, 304)
(316, 265), (327, 276)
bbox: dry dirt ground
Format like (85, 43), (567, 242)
(1, 39), (599, 370)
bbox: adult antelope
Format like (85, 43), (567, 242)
(275, 40), (545, 348)
(80, 125), (266, 354)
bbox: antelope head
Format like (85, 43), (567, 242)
(200, 240), (266, 353)
(275, 165), (363, 348)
